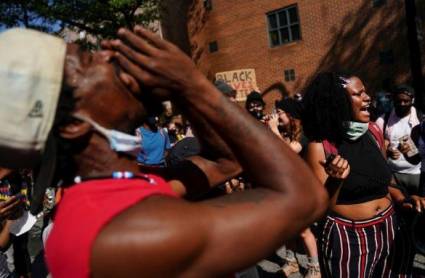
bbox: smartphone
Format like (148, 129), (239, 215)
(325, 154), (336, 167)
(399, 135), (419, 157)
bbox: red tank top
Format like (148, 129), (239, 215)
(45, 175), (177, 278)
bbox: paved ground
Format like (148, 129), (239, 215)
(255, 246), (425, 278)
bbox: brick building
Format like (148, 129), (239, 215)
(182, 0), (424, 109)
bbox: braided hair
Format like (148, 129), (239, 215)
(302, 72), (354, 144)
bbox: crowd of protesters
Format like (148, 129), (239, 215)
(0, 25), (424, 278)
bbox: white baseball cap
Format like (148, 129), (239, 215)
(0, 28), (66, 168)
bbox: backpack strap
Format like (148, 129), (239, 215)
(322, 140), (338, 157)
(368, 122), (384, 150)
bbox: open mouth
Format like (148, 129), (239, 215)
(360, 103), (370, 112)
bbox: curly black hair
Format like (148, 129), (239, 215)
(301, 72), (354, 143)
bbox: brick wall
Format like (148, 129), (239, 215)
(187, 0), (412, 110)
(417, 0), (425, 77)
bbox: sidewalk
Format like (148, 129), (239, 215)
(257, 246), (425, 277)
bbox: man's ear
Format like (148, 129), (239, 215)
(119, 72), (140, 94)
(58, 119), (92, 139)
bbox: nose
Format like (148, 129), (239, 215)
(363, 92), (371, 102)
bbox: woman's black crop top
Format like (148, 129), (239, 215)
(336, 132), (392, 205)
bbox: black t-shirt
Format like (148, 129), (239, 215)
(336, 132), (391, 205)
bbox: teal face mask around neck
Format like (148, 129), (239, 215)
(343, 121), (369, 141)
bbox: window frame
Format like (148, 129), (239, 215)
(208, 41), (219, 53)
(204, 0), (212, 11)
(266, 5), (302, 47)
(284, 69), (296, 82)
(372, 0), (386, 8)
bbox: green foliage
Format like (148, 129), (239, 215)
(0, 0), (161, 45)
(0, 1), (55, 32)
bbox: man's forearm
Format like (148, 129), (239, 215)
(175, 99), (237, 162)
(177, 78), (318, 194)
(167, 99), (242, 191)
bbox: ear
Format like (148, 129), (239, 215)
(119, 72), (140, 94)
(58, 118), (92, 139)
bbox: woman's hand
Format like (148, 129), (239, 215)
(387, 146), (401, 160)
(225, 178), (245, 194)
(0, 196), (23, 221)
(398, 141), (412, 156)
(402, 195), (425, 213)
(320, 155), (350, 180)
(266, 114), (279, 133)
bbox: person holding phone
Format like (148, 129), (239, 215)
(0, 168), (25, 278)
(0, 168), (24, 221)
(376, 85), (421, 195)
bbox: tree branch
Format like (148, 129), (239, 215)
(60, 18), (105, 36)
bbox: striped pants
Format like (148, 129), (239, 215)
(318, 205), (414, 278)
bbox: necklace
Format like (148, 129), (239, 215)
(74, 171), (156, 185)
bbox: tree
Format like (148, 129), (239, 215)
(0, 1), (57, 32)
(0, 0), (161, 45)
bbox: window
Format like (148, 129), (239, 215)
(209, 41), (218, 53)
(267, 5), (301, 47)
(373, 0), (386, 7)
(284, 69), (296, 81)
(379, 50), (394, 65)
(204, 0), (212, 11)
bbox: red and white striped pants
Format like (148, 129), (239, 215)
(319, 205), (414, 278)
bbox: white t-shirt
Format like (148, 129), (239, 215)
(376, 108), (421, 174)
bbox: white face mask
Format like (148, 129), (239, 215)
(74, 115), (141, 156)
(343, 121), (369, 141)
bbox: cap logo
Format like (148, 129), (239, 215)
(28, 100), (43, 118)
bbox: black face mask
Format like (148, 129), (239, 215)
(394, 105), (411, 117)
(146, 116), (158, 130)
(249, 110), (264, 120)
(168, 128), (176, 136)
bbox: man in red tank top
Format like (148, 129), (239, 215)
(0, 27), (328, 277)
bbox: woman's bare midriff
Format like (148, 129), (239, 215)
(329, 194), (392, 220)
